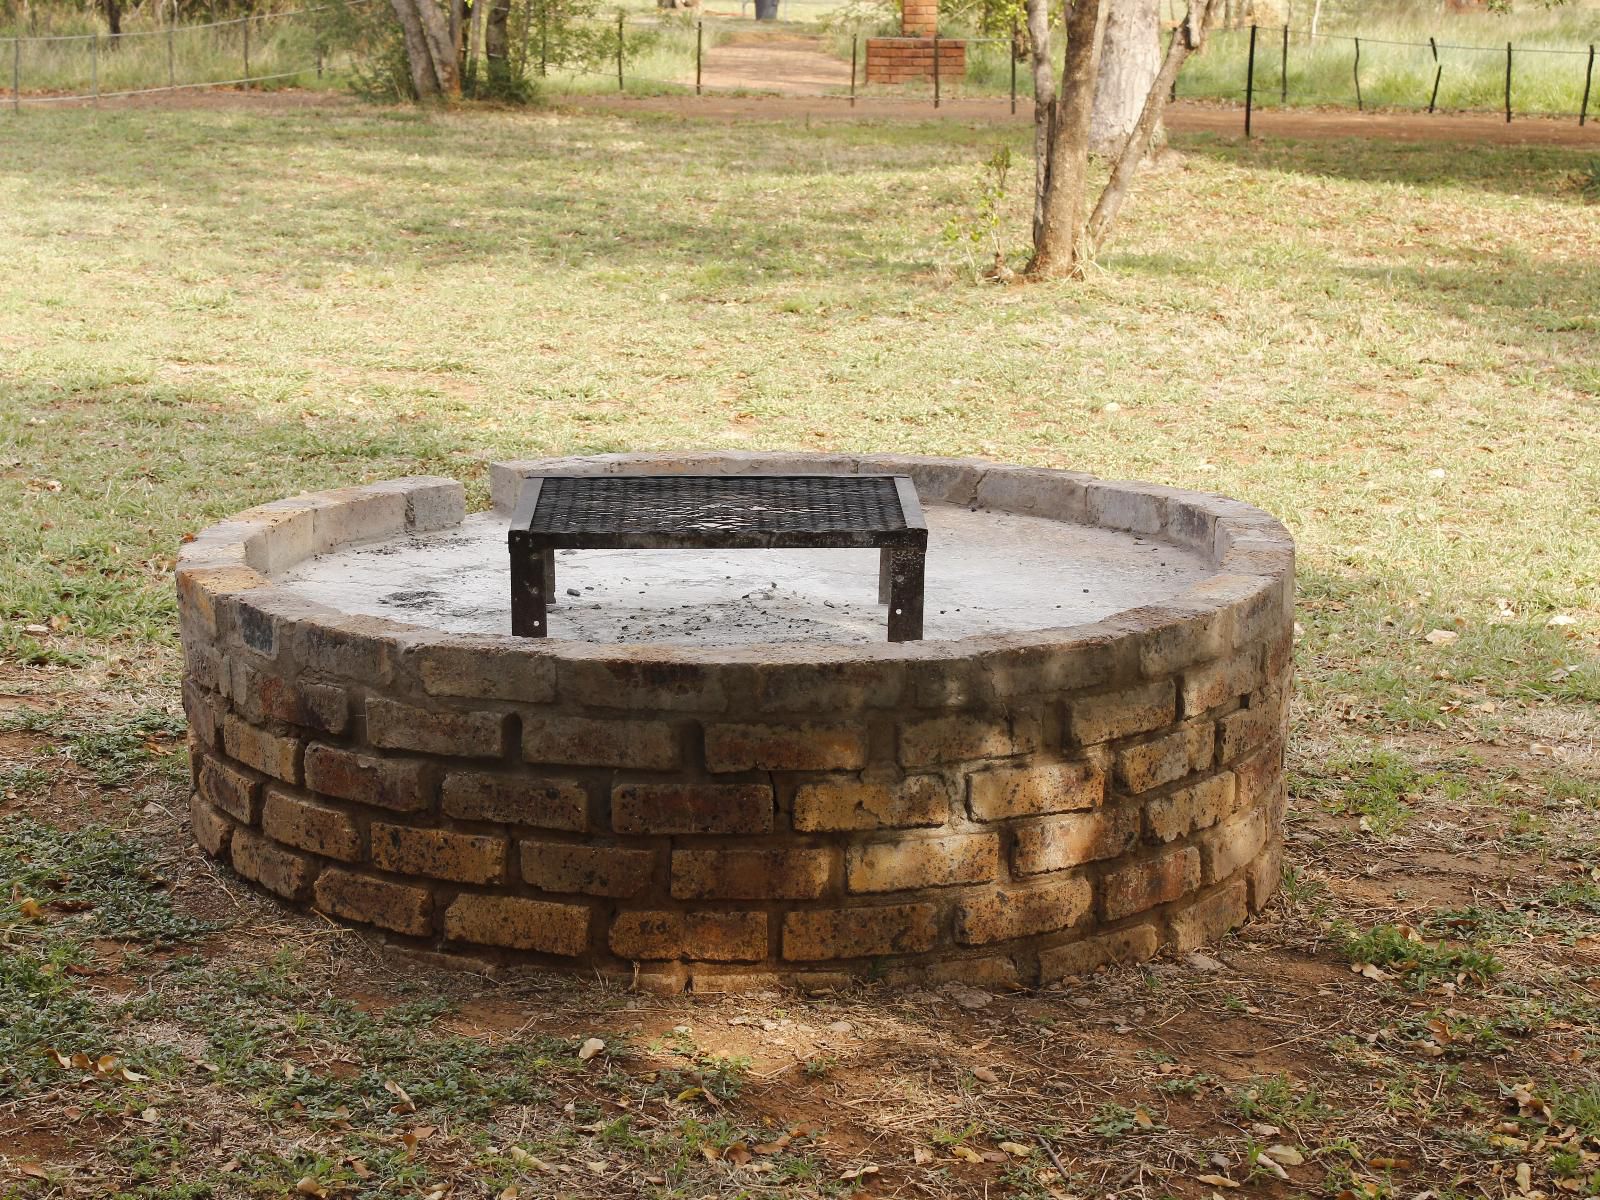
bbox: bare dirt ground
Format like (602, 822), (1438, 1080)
(696, 31), (853, 95)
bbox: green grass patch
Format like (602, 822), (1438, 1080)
(1341, 923), (1502, 990)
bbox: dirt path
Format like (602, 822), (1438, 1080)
(694, 31), (852, 95)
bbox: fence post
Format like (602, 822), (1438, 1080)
(1352, 34), (1361, 111)
(243, 17), (250, 88)
(1279, 23), (1287, 105)
(1427, 35), (1440, 113)
(932, 29), (940, 109)
(695, 19), (702, 94)
(1503, 40), (1511, 123)
(849, 31), (856, 106)
(539, 3), (548, 76)
(1010, 19), (1017, 114)
(1581, 44), (1594, 127)
(168, 6), (176, 89)
(10, 36), (18, 113)
(615, 10), (623, 91)
(91, 33), (99, 104)
(1243, 23), (1256, 136)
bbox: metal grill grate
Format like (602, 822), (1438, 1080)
(527, 475), (908, 536)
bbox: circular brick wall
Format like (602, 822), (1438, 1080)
(176, 453), (1294, 993)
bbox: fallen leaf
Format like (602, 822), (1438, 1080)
(1424, 628), (1459, 645)
(1517, 1163), (1533, 1194)
(913, 1146), (935, 1165)
(402, 1125), (436, 1154)
(17, 897), (45, 921)
(972, 1066), (999, 1083)
(1198, 1174), (1240, 1188)
(998, 1141), (1033, 1157)
(498, 1188), (521, 1200)
(295, 1179), (328, 1198)
(383, 1079), (416, 1114)
(753, 1135), (792, 1155)
(578, 1037), (605, 1061)
(951, 1145), (984, 1163)
(18, 1164), (48, 1180)
(839, 1164), (879, 1182)
(1267, 1145), (1305, 1167)
(723, 1142), (753, 1167)
(1134, 1106), (1154, 1129)
(44, 1047), (71, 1068)
(675, 1086), (705, 1103)
(139, 1107), (158, 1124)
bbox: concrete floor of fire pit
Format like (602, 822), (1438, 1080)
(278, 505), (1214, 645)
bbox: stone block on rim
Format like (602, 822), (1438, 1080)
(443, 894), (590, 955)
(367, 698), (508, 759)
(704, 722), (868, 773)
(611, 782), (774, 835)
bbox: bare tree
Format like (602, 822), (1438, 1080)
(1024, 0), (1223, 278)
(390, 0), (459, 97)
(1088, 0), (1162, 156)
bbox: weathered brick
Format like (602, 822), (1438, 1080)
(1168, 879), (1249, 952)
(1134, 601), (1233, 677)
(561, 655), (727, 713)
(1216, 703), (1276, 765)
(1087, 481), (1166, 534)
(366, 698), (507, 759)
(756, 661), (904, 712)
(686, 911), (768, 962)
(304, 743), (430, 814)
(523, 715), (679, 770)
(443, 894), (589, 955)
(261, 787), (362, 862)
(222, 714), (302, 784)
(371, 823), (506, 884)
(671, 848), (832, 900)
(1115, 721), (1214, 794)
(705, 723), (867, 773)
(612, 782), (773, 835)
(1067, 680), (1175, 746)
(441, 772), (588, 830)
(1102, 847), (1201, 921)
(412, 638), (556, 703)
(1146, 772), (1236, 842)
(1037, 923), (1159, 981)
(232, 661), (349, 735)
(182, 680), (227, 749)
(793, 774), (950, 832)
(955, 875), (1092, 945)
(521, 840), (655, 897)
(189, 792), (234, 856)
(1182, 650), (1264, 717)
(199, 755), (261, 824)
(846, 833), (998, 894)
(1246, 839), (1283, 912)
(782, 903), (939, 961)
(314, 867), (432, 937)
(231, 827), (316, 900)
(1234, 738), (1284, 810)
(293, 616), (398, 685)
(366, 475), (465, 533)
(1201, 807), (1268, 885)
(609, 910), (684, 960)
(307, 484), (407, 551)
(691, 968), (787, 994)
(1012, 807), (1138, 876)
(968, 761), (1102, 821)
(898, 713), (1040, 767)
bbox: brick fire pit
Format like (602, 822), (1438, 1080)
(177, 453), (1293, 992)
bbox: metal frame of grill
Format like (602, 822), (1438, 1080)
(508, 474), (928, 642)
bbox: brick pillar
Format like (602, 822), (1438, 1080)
(901, 0), (935, 36)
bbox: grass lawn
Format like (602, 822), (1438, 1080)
(1, 99), (1598, 1198)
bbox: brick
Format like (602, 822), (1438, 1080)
(199, 755), (261, 824)
(231, 827), (316, 901)
(1168, 879), (1249, 952)
(672, 848), (833, 900)
(307, 484), (407, 551)
(365, 476), (465, 533)
(371, 823), (506, 884)
(956, 875), (1092, 945)
(413, 638), (555, 703)
(968, 761), (1102, 821)
(756, 661), (904, 713)
(441, 772), (588, 830)
(222, 714), (302, 784)
(304, 743), (430, 814)
(898, 713), (1039, 767)
(521, 840), (655, 897)
(846, 833), (998, 894)
(1116, 721), (1213, 793)
(1037, 923), (1159, 981)
(686, 911), (767, 962)
(793, 775), (950, 831)
(1146, 772), (1236, 842)
(782, 903), (939, 961)
(189, 792), (234, 856)
(1012, 807), (1138, 876)
(1182, 650), (1264, 716)
(691, 968), (787, 994)
(293, 616), (398, 684)
(232, 661), (349, 734)
(523, 715), (679, 770)
(182, 680), (226, 748)
(561, 655), (726, 712)
(443, 894), (589, 955)
(1086, 481), (1165, 534)
(1067, 680), (1175, 746)
(704, 723), (867, 773)
(261, 787), (362, 862)
(1216, 703), (1277, 765)
(1246, 839), (1283, 912)
(366, 698), (507, 759)
(1102, 847), (1201, 921)
(1201, 807), (1268, 885)
(612, 782), (773, 835)
(314, 868), (432, 937)
(609, 910), (683, 960)
(1234, 738), (1284, 810)
(235, 497), (317, 575)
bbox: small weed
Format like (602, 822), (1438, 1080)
(1297, 749), (1436, 836)
(1341, 924), (1502, 990)
(1232, 1074), (1327, 1130)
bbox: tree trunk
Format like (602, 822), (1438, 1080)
(1088, 0), (1162, 156)
(389, 0), (460, 97)
(1025, 0), (1057, 251)
(1026, 0), (1110, 278)
(483, 0), (512, 86)
(104, 0), (122, 36)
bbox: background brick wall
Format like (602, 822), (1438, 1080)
(177, 455), (1294, 993)
(864, 38), (967, 86)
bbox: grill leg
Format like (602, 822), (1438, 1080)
(511, 543), (551, 637)
(885, 546), (925, 643)
(545, 548), (557, 605)
(877, 547), (892, 604)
